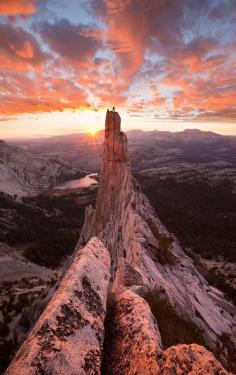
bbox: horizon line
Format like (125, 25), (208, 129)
(2, 127), (236, 142)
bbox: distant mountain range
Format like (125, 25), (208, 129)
(1, 129), (236, 197)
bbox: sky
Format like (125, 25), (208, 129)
(0, 0), (236, 139)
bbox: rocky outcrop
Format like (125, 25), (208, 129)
(103, 288), (229, 375)
(158, 344), (229, 374)
(83, 110), (129, 241)
(0, 243), (59, 371)
(112, 257), (147, 290)
(5, 237), (111, 375)
(102, 288), (162, 374)
(79, 110), (236, 370)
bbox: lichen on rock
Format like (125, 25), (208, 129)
(102, 288), (162, 375)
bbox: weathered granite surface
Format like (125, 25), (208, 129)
(102, 288), (162, 375)
(5, 237), (111, 375)
(158, 344), (230, 374)
(103, 288), (230, 375)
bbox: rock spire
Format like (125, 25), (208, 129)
(79, 109), (236, 371)
(104, 109), (128, 162)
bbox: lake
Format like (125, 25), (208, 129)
(54, 174), (98, 190)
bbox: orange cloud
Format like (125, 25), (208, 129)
(172, 75), (236, 120)
(0, 71), (90, 116)
(11, 40), (34, 59)
(182, 54), (224, 73)
(0, 0), (37, 16)
(128, 92), (166, 114)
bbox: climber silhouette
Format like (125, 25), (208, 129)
(112, 106), (115, 112)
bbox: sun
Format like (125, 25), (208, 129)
(89, 129), (98, 139)
(89, 129), (97, 136)
(89, 128), (99, 139)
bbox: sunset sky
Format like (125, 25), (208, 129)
(0, 0), (236, 138)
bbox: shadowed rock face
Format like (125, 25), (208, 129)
(79, 110), (132, 263)
(5, 238), (111, 375)
(102, 288), (162, 375)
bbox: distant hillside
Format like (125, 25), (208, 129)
(0, 140), (84, 196)
(11, 128), (236, 169)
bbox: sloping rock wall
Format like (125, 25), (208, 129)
(79, 110), (236, 370)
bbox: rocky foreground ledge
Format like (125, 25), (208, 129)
(5, 110), (235, 374)
(6, 240), (229, 374)
(5, 238), (111, 375)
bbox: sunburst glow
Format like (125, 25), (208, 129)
(89, 128), (97, 137)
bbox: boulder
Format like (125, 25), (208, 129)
(158, 344), (230, 374)
(103, 288), (229, 375)
(102, 288), (162, 375)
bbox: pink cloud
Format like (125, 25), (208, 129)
(0, 71), (90, 116)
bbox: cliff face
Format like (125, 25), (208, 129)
(79, 110), (133, 268)
(79, 110), (236, 370)
(6, 110), (235, 374)
(92, 110), (128, 237)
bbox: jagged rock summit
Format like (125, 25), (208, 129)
(104, 109), (128, 162)
(6, 110), (236, 374)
